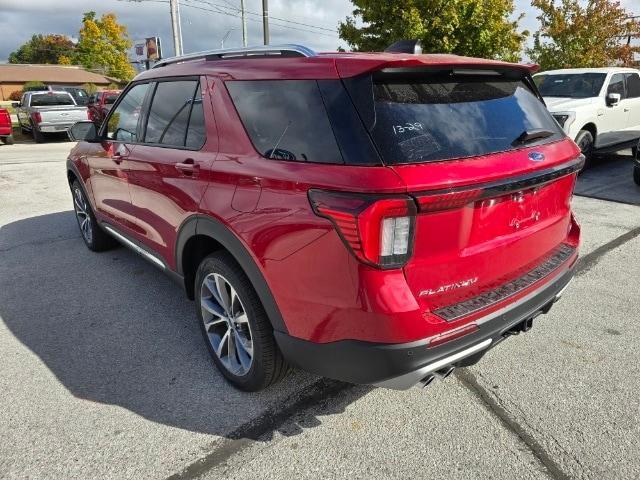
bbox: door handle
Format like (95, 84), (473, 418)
(175, 158), (199, 176)
(624, 107), (630, 112)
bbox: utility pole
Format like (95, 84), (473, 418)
(169, 0), (184, 56)
(262, 0), (269, 45)
(240, 0), (248, 47)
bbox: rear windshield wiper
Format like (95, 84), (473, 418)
(512, 128), (555, 146)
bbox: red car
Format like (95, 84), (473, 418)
(0, 108), (13, 144)
(87, 90), (121, 126)
(66, 45), (582, 391)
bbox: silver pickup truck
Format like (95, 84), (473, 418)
(14, 91), (89, 143)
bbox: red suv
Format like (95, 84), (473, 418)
(67, 45), (582, 391)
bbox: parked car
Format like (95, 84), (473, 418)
(67, 45), (582, 392)
(57, 86), (90, 106)
(0, 108), (13, 145)
(87, 90), (121, 126)
(14, 90), (89, 143)
(534, 68), (640, 164)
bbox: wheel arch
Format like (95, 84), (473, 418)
(578, 122), (597, 141)
(175, 215), (288, 333)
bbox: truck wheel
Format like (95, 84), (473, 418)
(3, 135), (14, 145)
(575, 130), (594, 169)
(32, 125), (44, 143)
(195, 251), (289, 391)
(634, 165), (640, 186)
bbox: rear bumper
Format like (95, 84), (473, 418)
(275, 261), (575, 389)
(39, 123), (75, 133)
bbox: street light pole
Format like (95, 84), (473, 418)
(262, 0), (269, 45)
(169, 0), (184, 56)
(240, 0), (248, 47)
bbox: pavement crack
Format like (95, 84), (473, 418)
(164, 378), (355, 480)
(456, 368), (571, 480)
(575, 225), (640, 277)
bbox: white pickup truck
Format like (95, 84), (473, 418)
(533, 68), (640, 171)
(14, 91), (89, 143)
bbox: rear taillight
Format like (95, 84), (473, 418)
(31, 112), (42, 124)
(87, 109), (93, 121)
(308, 189), (416, 269)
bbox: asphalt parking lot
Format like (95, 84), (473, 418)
(1, 140), (639, 480)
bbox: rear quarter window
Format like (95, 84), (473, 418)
(226, 80), (344, 164)
(363, 75), (564, 164)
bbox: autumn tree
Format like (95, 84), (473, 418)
(8, 34), (76, 64)
(528, 0), (640, 69)
(75, 11), (135, 81)
(338, 0), (527, 61)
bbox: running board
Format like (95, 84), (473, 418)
(102, 225), (166, 270)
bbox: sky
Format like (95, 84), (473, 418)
(0, 0), (637, 63)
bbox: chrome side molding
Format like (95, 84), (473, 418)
(103, 225), (166, 270)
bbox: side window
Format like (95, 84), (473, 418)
(226, 80), (343, 164)
(185, 84), (206, 149)
(607, 74), (626, 98)
(144, 80), (199, 147)
(107, 83), (150, 142)
(625, 73), (640, 99)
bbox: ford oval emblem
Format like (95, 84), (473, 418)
(528, 152), (545, 162)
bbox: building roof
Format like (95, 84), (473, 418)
(0, 64), (114, 84)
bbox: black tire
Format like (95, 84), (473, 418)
(32, 125), (45, 143)
(71, 180), (117, 252)
(195, 251), (288, 391)
(634, 165), (640, 186)
(3, 135), (14, 145)
(575, 129), (594, 169)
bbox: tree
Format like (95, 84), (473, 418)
(8, 34), (75, 64)
(338, 0), (527, 62)
(75, 11), (135, 81)
(528, 0), (640, 70)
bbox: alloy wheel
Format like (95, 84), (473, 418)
(200, 273), (254, 376)
(73, 186), (93, 244)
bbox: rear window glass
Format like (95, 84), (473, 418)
(105, 94), (119, 104)
(227, 80), (343, 164)
(144, 80), (200, 147)
(30, 94), (74, 106)
(368, 76), (563, 164)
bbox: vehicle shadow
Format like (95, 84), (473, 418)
(575, 149), (640, 206)
(0, 211), (371, 440)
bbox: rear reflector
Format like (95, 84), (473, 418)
(309, 189), (416, 269)
(428, 323), (479, 348)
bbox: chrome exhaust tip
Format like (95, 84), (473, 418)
(418, 374), (435, 388)
(435, 366), (455, 379)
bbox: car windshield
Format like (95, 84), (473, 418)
(30, 94), (75, 106)
(360, 75), (563, 164)
(535, 73), (606, 98)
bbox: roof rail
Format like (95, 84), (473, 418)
(153, 44), (317, 68)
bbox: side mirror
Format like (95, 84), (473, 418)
(606, 93), (621, 106)
(68, 121), (100, 142)
(11, 102), (20, 108)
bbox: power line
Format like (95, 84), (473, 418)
(185, 0), (338, 33)
(179, 0), (339, 38)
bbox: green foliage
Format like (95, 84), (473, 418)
(338, 0), (528, 62)
(528, 0), (640, 70)
(8, 34), (75, 64)
(75, 11), (136, 81)
(82, 83), (98, 95)
(22, 81), (46, 92)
